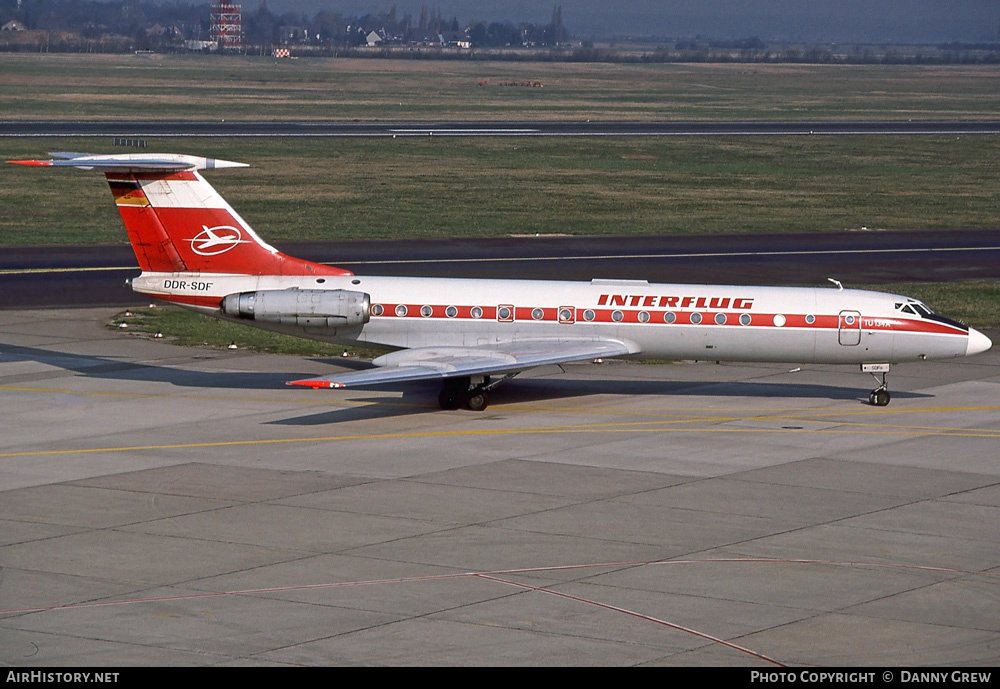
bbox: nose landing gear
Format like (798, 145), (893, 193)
(869, 383), (890, 407)
(863, 363), (891, 407)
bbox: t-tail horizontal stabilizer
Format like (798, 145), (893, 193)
(10, 152), (248, 172)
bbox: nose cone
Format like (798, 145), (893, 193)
(967, 328), (993, 356)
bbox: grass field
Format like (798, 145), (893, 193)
(3, 55), (998, 245)
(108, 306), (369, 358)
(1, 54), (999, 122)
(3, 134), (999, 245)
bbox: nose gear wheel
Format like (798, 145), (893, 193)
(868, 371), (891, 407)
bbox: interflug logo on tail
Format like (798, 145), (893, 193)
(188, 225), (250, 255)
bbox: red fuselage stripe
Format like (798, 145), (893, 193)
(370, 304), (966, 335)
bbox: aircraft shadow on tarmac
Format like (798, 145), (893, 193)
(0, 343), (931, 425)
(268, 374), (933, 425)
(0, 343), (301, 390)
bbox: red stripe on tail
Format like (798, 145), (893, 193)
(105, 171), (350, 277)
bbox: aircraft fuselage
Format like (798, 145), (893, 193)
(131, 272), (982, 365)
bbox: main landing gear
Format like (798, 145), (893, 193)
(438, 375), (513, 411)
(863, 363), (891, 407)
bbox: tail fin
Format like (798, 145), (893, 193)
(11, 153), (350, 277)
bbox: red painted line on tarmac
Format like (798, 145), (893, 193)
(475, 572), (786, 666)
(4, 557), (996, 665)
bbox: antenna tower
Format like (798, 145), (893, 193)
(211, 3), (242, 52)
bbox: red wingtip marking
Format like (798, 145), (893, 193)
(9, 160), (53, 166)
(287, 380), (340, 389)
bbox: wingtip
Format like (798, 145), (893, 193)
(287, 380), (344, 389)
(207, 159), (249, 169)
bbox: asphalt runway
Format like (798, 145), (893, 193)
(1, 308), (998, 666)
(4, 120), (1000, 138)
(3, 229), (1000, 308)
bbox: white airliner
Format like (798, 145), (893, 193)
(13, 152), (992, 410)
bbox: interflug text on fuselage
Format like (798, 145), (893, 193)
(597, 294), (755, 309)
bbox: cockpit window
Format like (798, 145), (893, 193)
(895, 299), (967, 332)
(897, 301), (932, 318)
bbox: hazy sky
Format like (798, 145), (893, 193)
(266, 1), (1000, 43)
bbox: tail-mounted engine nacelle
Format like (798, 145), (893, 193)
(221, 289), (371, 328)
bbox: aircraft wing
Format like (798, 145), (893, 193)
(287, 338), (637, 389)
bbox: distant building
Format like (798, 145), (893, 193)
(409, 30), (442, 47)
(282, 26), (307, 44)
(187, 40), (216, 51)
(441, 31), (471, 49)
(2, 20), (26, 31)
(365, 31), (382, 47)
(146, 24), (177, 38)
